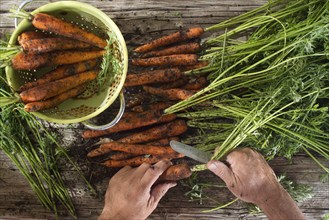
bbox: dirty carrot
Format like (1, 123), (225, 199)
(20, 70), (97, 102)
(87, 146), (113, 158)
(143, 86), (195, 100)
(31, 13), (107, 48)
(17, 31), (49, 45)
(131, 102), (173, 113)
(21, 37), (93, 54)
(102, 155), (161, 168)
(158, 113), (177, 123)
(158, 77), (189, 89)
(146, 137), (180, 146)
(82, 110), (163, 139)
(125, 93), (147, 108)
(96, 142), (183, 158)
(124, 68), (183, 87)
(141, 42), (201, 57)
(121, 111), (140, 118)
(11, 49), (104, 70)
(131, 54), (198, 67)
(117, 119), (188, 144)
(179, 60), (209, 72)
(157, 163), (192, 182)
(181, 77), (208, 90)
(107, 152), (137, 161)
(18, 60), (97, 92)
(134, 27), (204, 53)
(24, 85), (86, 112)
(82, 110), (176, 139)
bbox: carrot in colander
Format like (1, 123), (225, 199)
(18, 60), (98, 92)
(20, 70), (97, 102)
(20, 37), (94, 54)
(31, 13), (107, 49)
(17, 31), (49, 45)
(24, 84), (86, 112)
(11, 49), (104, 70)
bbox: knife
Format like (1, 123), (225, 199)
(170, 140), (212, 163)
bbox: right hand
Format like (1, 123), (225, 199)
(207, 148), (281, 205)
(98, 160), (176, 220)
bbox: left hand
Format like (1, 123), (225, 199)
(98, 160), (177, 220)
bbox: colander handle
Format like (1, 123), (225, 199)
(82, 91), (125, 130)
(14, 0), (34, 28)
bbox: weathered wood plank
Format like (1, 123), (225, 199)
(0, 0), (328, 219)
(1, 151), (328, 219)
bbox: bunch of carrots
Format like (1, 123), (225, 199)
(129, 27), (208, 101)
(83, 27), (211, 182)
(10, 12), (107, 112)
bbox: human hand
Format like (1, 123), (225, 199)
(98, 160), (177, 220)
(207, 148), (304, 219)
(207, 148), (280, 205)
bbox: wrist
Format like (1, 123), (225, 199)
(257, 184), (304, 220)
(98, 208), (124, 220)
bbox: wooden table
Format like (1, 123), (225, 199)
(0, 0), (328, 219)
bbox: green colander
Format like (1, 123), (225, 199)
(6, 1), (128, 129)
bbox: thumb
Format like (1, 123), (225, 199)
(207, 160), (235, 187)
(150, 182), (176, 207)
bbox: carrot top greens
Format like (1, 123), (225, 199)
(0, 37), (94, 218)
(164, 0), (329, 172)
(97, 31), (123, 90)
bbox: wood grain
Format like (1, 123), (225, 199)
(0, 0), (328, 219)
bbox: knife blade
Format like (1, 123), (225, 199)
(170, 140), (212, 163)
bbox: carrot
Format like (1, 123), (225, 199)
(91, 142), (183, 158)
(179, 60), (209, 72)
(131, 54), (198, 67)
(24, 84), (86, 112)
(141, 42), (201, 58)
(20, 70), (97, 103)
(21, 37), (93, 54)
(146, 137), (180, 146)
(82, 110), (162, 139)
(158, 113), (177, 123)
(157, 163), (192, 182)
(32, 13), (107, 48)
(181, 77), (208, 90)
(87, 146), (113, 158)
(18, 60), (97, 92)
(82, 110), (176, 139)
(107, 152), (137, 161)
(121, 111), (141, 118)
(12, 50), (105, 70)
(102, 155), (161, 168)
(124, 68), (183, 87)
(143, 86), (195, 100)
(17, 31), (49, 45)
(131, 102), (173, 113)
(134, 27), (204, 53)
(157, 77), (189, 89)
(117, 119), (188, 144)
(126, 93), (147, 108)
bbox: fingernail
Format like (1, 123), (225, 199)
(207, 161), (217, 170)
(169, 182), (177, 188)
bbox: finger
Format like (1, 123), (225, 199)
(149, 182), (177, 208)
(116, 165), (132, 174)
(110, 165), (132, 182)
(140, 160), (172, 189)
(207, 160), (235, 188)
(133, 162), (153, 178)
